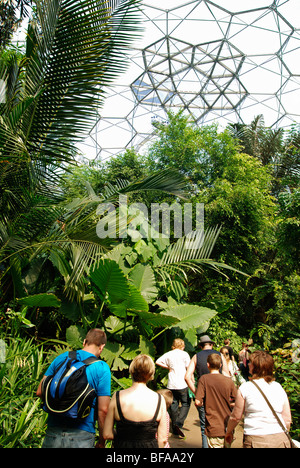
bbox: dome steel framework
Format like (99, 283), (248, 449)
(78, 0), (300, 160)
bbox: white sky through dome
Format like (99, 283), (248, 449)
(9, 1), (300, 160)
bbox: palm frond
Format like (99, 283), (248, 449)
(154, 226), (247, 284)
(25, 0), (142, 161)
(1, 0), (142, 178)
(104, 168), (189, 201)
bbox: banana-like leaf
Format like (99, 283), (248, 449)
(109, 283), (148, 317)
(128, 263), (158, 303)
(161, 304), (218, 331)
(17, 292), (61, 307)
(132, 310), (179, 328)
(90, 258), (130, 303)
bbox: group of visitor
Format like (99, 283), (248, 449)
(36, 328), (294, 449)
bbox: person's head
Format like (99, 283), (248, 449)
(129, 354), (155, 383)
(224, 339), (231, 346)
(220, 346), (230, 361)
(199, 335), (215, 349)
(83, 328), (107, 357)
(171, 338), (185, 350)
(157, 389), (173, 409)
(207, 353), (222, 371)
(249, 350), (275, 383)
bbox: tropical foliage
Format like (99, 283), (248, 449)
(0, 337), (47, 448)
(1, 1), (299, 448)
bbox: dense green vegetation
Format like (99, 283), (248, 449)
(1, 0), (299, 448)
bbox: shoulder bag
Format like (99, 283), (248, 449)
(251, 380), (298, 448)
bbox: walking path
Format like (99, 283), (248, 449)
(169, 403), (244, 449)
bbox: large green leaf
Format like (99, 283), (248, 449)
(109, 283), (148, 317)
(66, 324), (86, 348)
(17, 293), (61, 308)
(101, 341), (125, 368)
(161, 304), (218, 331)
(101, 340), (130, 371)
(133, 310), (179, 328)
(90, 258), (130, 302)
(129, 264), (158, 303)
(139, 336), (156, 359)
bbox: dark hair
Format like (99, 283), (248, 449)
(85, 328), (107, 346)
(249, 350), (275, 383)
(220, 346), (230, 357)
(157, 389), (173, 409)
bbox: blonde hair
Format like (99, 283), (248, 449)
(129, 354), (155, 383)
(171, 338), (185, 350)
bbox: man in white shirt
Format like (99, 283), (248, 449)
(156, 339), (191, 439)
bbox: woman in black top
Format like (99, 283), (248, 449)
(103, 355), (167, 448)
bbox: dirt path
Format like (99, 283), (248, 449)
(169, 403), (244, 449)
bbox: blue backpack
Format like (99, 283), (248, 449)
(42, 351), (99, 420)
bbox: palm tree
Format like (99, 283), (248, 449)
(0, 0), (143, 302)
(0, 0), (245, 313)
(228, 115), (300, 194)
(228, 115), (285, 163)
(0, 0), (33, 48)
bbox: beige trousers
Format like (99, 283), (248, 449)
(207, 437), (231, 448)
(243, 432), (290, 448)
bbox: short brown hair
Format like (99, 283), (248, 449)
(84, 328), (107, 346)
(249, 350), (275, 383)
(157, 389), (173, 409)
(207, 353), (222, 370)
(129, 354), (155, 383)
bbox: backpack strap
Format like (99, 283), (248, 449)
(68, 350), (77, 361)
(83, 356), (100, 366)
(68, 350), (99, 366)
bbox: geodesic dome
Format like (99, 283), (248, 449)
(78, 0), (300, 160)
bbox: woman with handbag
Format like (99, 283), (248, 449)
(225, 350), (293, 448)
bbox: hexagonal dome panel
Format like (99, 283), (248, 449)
(80, 0), (300, 160)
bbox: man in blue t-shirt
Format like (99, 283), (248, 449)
(36, 328), (111, 448)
